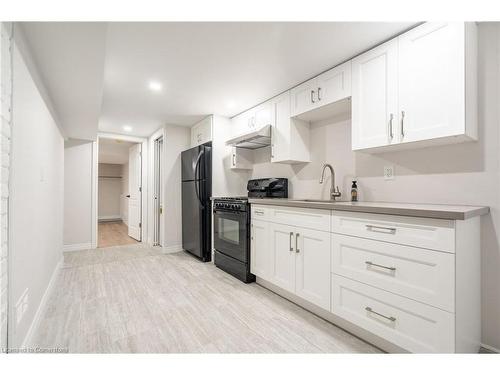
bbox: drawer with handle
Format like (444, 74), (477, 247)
(331, 275), (455, 353)
(332, 234), (455, 311)
(331, 211), (455, 252)
(251, 205), (269, 220)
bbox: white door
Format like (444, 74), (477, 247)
(269, 223), (296, 293)
(290, 78), (318, 117)
(351, 38), (399, 150)
(398, 22), (465, 143)
(250, 219), (270, 279)
(316, 61), (352, 106)
(294, 228), (331, 310)
(128, 143), (142, 241)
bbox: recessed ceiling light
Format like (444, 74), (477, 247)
(123, 125), (133, 132)
(148, 81), (162, 92)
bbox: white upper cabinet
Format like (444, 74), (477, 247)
(272, 91), (310, 164)
(352, 22), (477, 152)
(290, 61), (352, 117)
(398, 22), (471, 144)
(352, 39), (399, 150)
(190, 116), (213, 147)
(231, 101), (273, 136)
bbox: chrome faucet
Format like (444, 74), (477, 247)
(320, 164), (341, 201)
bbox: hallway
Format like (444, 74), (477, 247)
(31, 245), (379, 353)
(98, 221), (138, 248)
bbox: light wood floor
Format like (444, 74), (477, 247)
(32, 244), (380, 353)
(98, 221), (138, 248)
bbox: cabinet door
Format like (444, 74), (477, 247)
(190, 122), (201, 146)
(295, 228), (331, 310)
(290, 78), (318, 117)
(269, 223), (296, 293)
(316, 61), (352, 106)
(251, 219), (270, 279)
(254, 102), (273, 129)
(351, 39), (398, 150)
(272, 92), (291, 162)
(398, 23), (465, 143)
(198, 116), (212, 144)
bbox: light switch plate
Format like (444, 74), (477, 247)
(384, 165), (395, 180)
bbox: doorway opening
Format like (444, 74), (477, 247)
(152, 136), (164, 246)
(95, 135), (146, 248)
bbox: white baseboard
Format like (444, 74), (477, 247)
(21, 257), (63, 349)
(63, 242), (92, 252)
(98, 215), (121, 221)
(481, 343), (500, 353)
(163, 244), (183, 254)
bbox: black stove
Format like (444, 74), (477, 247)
(212, 178), (288, 283)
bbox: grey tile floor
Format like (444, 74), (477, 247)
(32, 244), (380, 353)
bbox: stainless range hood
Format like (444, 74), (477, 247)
(225, 125), (271, 149)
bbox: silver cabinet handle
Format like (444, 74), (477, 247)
(289, 232), (294, 252)
(389, 113), (394, 139)
(317, 87), (322, 101)
(365, 224), (396, 234)
(365, 261), (396, 272)
(295, 233), (300, 253)
(310, 90), (316, 104)
(401, 110), (405, 138)
(232, 153), (236, 167)
(254, 210), (264, 215)
(365, 307), (396, 322)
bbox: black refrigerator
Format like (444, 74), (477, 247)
(181, 143), (212, 262)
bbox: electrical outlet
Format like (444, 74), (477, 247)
(384, 165), (395, 180)
(16, 289), (29, 325)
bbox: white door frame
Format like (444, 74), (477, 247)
(148, 127), (166, 248)
(92, 132), (149, 248)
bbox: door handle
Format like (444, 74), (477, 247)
(194, 149), (205, 209)
(310, 90), (316, 104)
(401, 110), (405, 138)
(365, 224), (396, 234)
(126, 195), (130, 198)
(295, 233), (300, 253)
(389, 113), (394, 139)
(289, 232), (294, 252)
(232, 153), (236, 167)
(317, 87), (322, 101)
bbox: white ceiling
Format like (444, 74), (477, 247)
(20, 22), (108, 140)
(20, 22), (416, 139)
(98, 138), (135, 164)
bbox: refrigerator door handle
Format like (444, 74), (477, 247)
(194, 149), (205, 209)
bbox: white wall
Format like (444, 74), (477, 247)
(10, 42), (64, 347)
(98, 163), (123, 220)
(64, 141), (93, 249)
(249, 23), (500, 350)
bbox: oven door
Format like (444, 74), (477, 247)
(213, 209), (248, 262)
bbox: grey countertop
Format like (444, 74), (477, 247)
(248, 198), (489, 220)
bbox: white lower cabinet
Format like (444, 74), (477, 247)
(332, 275), (455, 353)
(294, 227), (331, 310)
(250, 204), (481, 353)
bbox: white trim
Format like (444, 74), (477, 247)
(98, 132), (147, 144)
(21, 257), (63, 349)
(93, 134), (148, 247)
(63, 243), (92, 252)
(163, 244), (183, 254)
(481, 343), (500, 353)
(91, 141), (98, 249)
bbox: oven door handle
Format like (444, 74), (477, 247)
(194, 149), (205, 209)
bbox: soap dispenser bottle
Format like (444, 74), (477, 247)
(351, 180), (358, 202)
